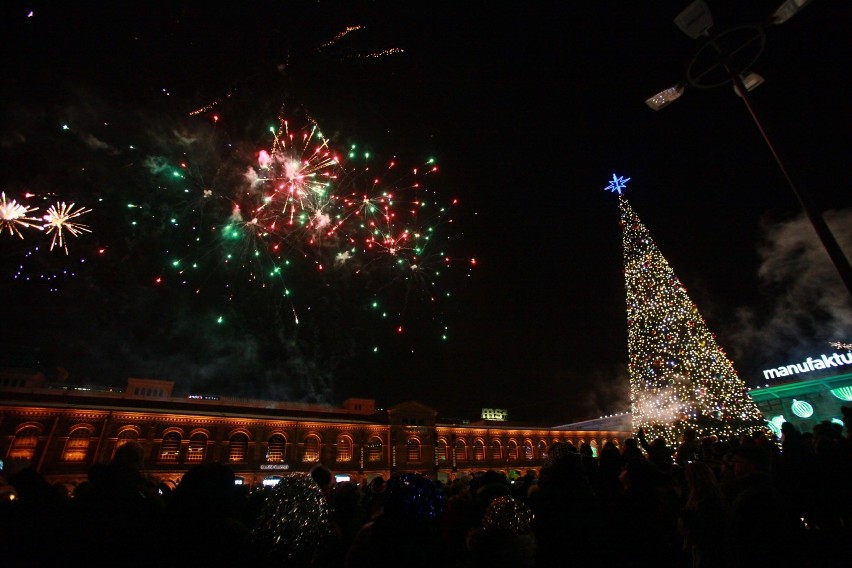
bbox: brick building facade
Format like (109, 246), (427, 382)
(1, 372), (630, 491)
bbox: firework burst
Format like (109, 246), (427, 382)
(0, 192), (42, 238)
(144, 109), (472, 345)
(42, 201), (92, 254)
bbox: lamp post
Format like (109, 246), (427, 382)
(646, 0), (852, 300)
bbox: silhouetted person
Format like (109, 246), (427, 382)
(0, 458), (71, 567)
(527, 442), (602, 566)
(725, 446), (807, 568)
(346, 473), (444, 568)
(675, 428), (701, 466)
(160, 462), (250, 567)
(615, 458), (682, 567)
(71, 442), (165, 567)
(679, 461), (728, 567)
(331, 481), (369, 557)
(638, 427), (674, 473)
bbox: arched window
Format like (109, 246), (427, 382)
(537, 440), (548, 460)
(507, 440), (519, 461)
(336, 436), (353, 463)
(407, 438), (421, 462)
(473, 440), (485, 461)
(490, 440), (502, 461)
(112, 429), (139, 460)
(116, 428), (138, 448)
(62, 426), (92, 462)
(160, 432), (181, 462)
(590, 439), (599, 458)
(302, 435), (320, 463)
(454, 439), (467, 462)
(436, 439), (448, 462)
(523, 440), (534, 460)
(229, 433), (248, 462)
(8, 426), (40, 460)
(267, 434), (286, 462)
(366, 437), (383, 462)
(186, 433), (207, 463)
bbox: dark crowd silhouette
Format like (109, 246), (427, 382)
(2, 408), (851, 567)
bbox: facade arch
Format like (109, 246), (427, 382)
(159, 431), (182, 462)
(366, 435), (383, 463)
(490, 439), (503, 461)
(406, 437), (422, 463)
(472, 438), (485, 461)
(225, 427), (252, 441)
(302, 433), (321, 463)
(112, 427), (141, 459)
(454, 438), (467, 462)
(336, 434), (354, 463)
(8, 424), (42, 460)
(62, 424), (94, 462)
(523, 439), (534, 460)
(186, 432), (208, 463)
(435, 437), (449, 463)
(507, 439), (519, 461)
(266, 433), (287, 463)
(537, 439), (549, 460)
(228, 432), (249, 463)
(161, 426), (185, 438)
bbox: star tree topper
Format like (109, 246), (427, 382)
(604, 173), (630, 195)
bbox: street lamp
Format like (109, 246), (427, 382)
(646, 0), (852, 299)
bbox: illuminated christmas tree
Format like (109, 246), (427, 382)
(606, 175), (764, 446)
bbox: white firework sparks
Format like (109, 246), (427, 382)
(0, 192), (42, 238)
(42, 201), (92, 254)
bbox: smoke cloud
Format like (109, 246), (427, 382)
(727, 209), (852, 383)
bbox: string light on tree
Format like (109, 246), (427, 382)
(610, 175), (763, 446)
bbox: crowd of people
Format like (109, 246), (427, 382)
(2, 410), (851, 567)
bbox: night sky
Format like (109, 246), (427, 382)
(1, 1), (850, 425)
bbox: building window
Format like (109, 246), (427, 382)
(160, 432), (181, 462)
(473, 440), (485, 461)
(336, 436), (353, 463)
(302, 435), (320, 463)
(366, 437), (383, 462)
(454, 439), (467, 462)
(436, 439), (448, 462)
(523, 440), (534, 460)
(490, 440), (502, 461)
(267, 435), (286, 463)
(537, 440), (548, 460)
(62, 427), (92, 462)
(112, 429), (139, 459)
(407, 438), (421, 462)
(229, 433), (248, 463)
(186, 433), (207, 463)
(9, 426), (40, 460)
(507, 440), (519, 461)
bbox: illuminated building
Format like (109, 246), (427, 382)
(0, 371), (630, 491)
(748, 370), (852, 437)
